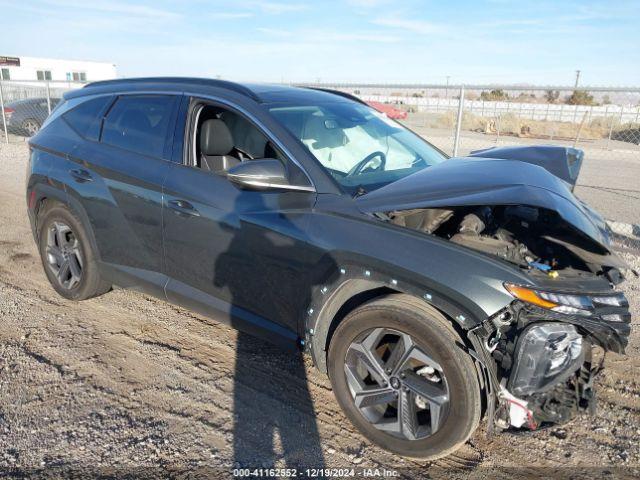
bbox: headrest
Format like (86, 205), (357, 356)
(200, 119), (234, 156)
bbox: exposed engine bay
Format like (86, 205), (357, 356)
(388, 204), (629, 282)
(386, 203), (633, 432)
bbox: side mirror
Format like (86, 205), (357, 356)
(226, 159), (314, 192)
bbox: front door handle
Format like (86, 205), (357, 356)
(69, 168), (93, 183)
(168, 199), (200, 217)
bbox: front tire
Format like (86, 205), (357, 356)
(37, 202), (110, 300)
(328, 294), (481, 459)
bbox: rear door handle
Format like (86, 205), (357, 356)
(168, 199), (200, 217)
(69, 168), (93, 183)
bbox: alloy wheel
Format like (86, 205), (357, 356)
(45, 221), (83, 290)
(344, 328), (450, 441)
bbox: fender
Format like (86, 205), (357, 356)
(305, 263), (484, 374)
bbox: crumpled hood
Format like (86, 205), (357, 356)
(468, 145), (584, 189)
(356, 157), (612, 250)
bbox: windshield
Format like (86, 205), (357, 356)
(268, 102), (447, 194)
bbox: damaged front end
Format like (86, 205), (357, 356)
(355, 156), (634, 432)
(469, 288), (631, 432)
(386, 203), (633, 431)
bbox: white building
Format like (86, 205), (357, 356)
(0, 55), (117, 85)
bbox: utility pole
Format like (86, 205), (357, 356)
(574, 70), (581, 89)
(445, 75), (450, 99)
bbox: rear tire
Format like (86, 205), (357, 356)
(327, 294), (481, 459)
(37, 202), (111, 300)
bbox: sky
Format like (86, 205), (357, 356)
(2, 0), (639, 86)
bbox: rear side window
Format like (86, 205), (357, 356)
(101, 95), (177, 158)
(62, 96), (112, 141)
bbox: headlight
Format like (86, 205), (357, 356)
(505, 283), (628, 319)
(505, 283), (593, 316)
(509, 323), (584, 396)
(592, 295), (628, 307)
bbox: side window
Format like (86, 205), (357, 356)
(101, 95), (176, 158)
(191, 102), (311, 187)
(62, 95), (113, 141)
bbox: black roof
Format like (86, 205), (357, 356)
(77, 77), (360, 105)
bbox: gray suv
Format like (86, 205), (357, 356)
(26, 78), (632, 459)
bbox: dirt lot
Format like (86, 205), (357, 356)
(0, 142), (639, 478)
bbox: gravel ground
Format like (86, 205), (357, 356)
(0, 142), (639, 479)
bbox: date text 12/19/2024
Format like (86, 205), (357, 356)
(233, 468), (400, 477)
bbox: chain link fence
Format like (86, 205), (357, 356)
(2, 79), (639, 246)
(0, 80), (75, 143)
(307, 83), (640, 155)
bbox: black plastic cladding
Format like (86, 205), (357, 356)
(305, 265), (478, 373)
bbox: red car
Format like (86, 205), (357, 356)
(366, 100), (408, 120)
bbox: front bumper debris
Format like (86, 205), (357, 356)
(496, 346), (600, 429)
(469, 294), (630, 432)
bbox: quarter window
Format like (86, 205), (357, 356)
(0, 68), (9, 80)
(101, 95), (177, 158)
(62, 96), (113, 141)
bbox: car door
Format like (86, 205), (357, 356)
(67, 93), (179, 297)
(162, 98), (317, 346)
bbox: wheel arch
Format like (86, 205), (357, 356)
(308, 277), (491, 421)
(307, 271), (483, 375)
(30, 183), (101, 262)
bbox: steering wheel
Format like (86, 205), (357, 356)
(346, 151), (387, 177)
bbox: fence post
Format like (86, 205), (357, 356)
(618, 107), (624, 128)
(495, 113), (502, 145)
(452, 85), (464, 157)
(573, 110), (588, 148)
(46, 81), (52, 115)
(606, 112), (615, 150)
(545, 102), (550, 121)
(423, 100), (427, 127)
(0, 79), (8, 144)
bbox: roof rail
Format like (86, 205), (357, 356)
(83, 77), (260, 102)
